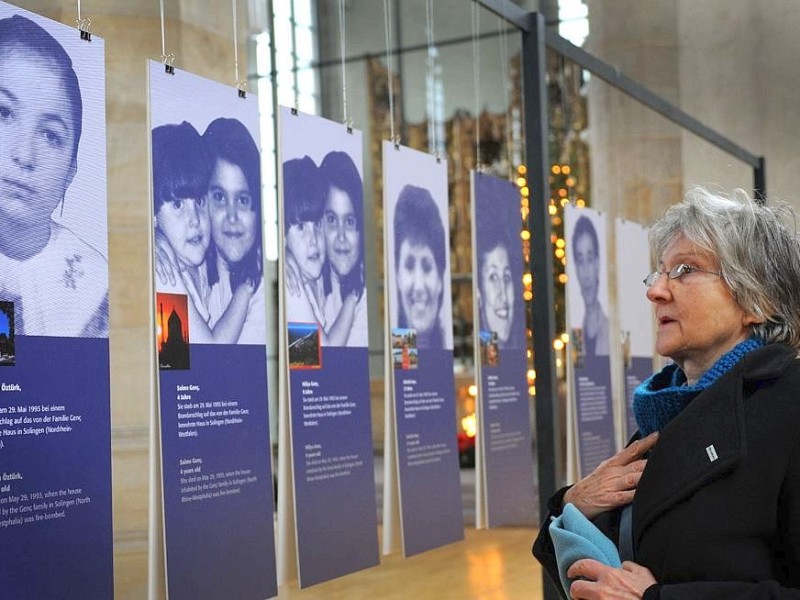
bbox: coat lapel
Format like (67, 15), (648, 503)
(632, 367), (747, 544)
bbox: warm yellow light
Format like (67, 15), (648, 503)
(461, 413), (477, 438)
(555, 248), (565, 259)
(522, 273), (532, 286)
(576, 198), (586, 208)
(516, 177), (527, 187)
(560, 198), (569, 208)
(527, 349), (533, 359)
(521, 186), (529, 197)
(517, 164), (527, 175)
(468, 384), (478, 397)
(553, 216), (562, 226)
(529, 385), (536, 396)
(521, 198), (529, 208)
(562, 165), (571, 174)
(558, 188), (568, 198)
(527, 369), (536, 382)
(553, 339), (565, 351)
(556, 238), (565, 249)
(560, 332), (569, 343)
(521, 207), (529, 220)
(561, 256), (566, 265)
(548, 205), (558, 215)
(551, 165), (561, 175)
(520, 230), (531, 241)
(556, 357), (563, 368)
(566, 176), (576, 187)
(558, 273), (568, 284)
(523, 290), (533, 301)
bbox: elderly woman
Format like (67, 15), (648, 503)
(393, 185), (448, 350)
(533, 188), (800, 598)
(0, 14), (107, 337)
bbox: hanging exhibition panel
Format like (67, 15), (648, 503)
(471, 172), (536, 527)
(0, 4), (113, 598)
(564, 204), (616, 477)
(149, 61), (277, 600)
(383, 142), (464, 556)
(615, 219), (654, 441)
(279, 107), (379, 587)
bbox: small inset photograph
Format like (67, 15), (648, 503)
(288, 322), (322, 369)
(479, 330), (499, 367)
(391, 327), (418, 370)
(570, 327), (585, 369)
(156, 293), (190, 370)
(0, 301), (15, 366)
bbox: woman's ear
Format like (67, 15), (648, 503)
(742, 311), (765, 327)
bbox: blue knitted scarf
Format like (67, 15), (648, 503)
(633, 337), (764, 436)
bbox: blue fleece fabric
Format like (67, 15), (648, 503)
(549, 502), (622, 595)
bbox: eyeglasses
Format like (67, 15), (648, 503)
(643, 263), (722, 287)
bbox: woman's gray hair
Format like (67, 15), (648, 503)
(650, 187), (800, 349)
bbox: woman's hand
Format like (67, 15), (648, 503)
(567, 559), (656, 599)
(563, 432), (658, 519)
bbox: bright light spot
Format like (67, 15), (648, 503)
(523, 273), (532, 286)
(576, 199), (586, 208)
(468, 384), (478, 397)
(558, 273), (568, 284)
(553, 339), (565, 351)
(548, 205), (558, 215)
(527, 369), (536, 382)
(561, 332), (570, 343)
(555, 248), (565, 259)
(529, 385), (536, 396)
(552, 165), (561, 175)
(521, 230), (531, 241)
(461, 413), (477, 438)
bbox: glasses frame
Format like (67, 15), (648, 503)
(643, 263), (722, 287)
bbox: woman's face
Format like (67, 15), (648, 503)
(208, 159), (256, 265)
(286, 217), (324, 281)
(0, 50), (77, 227)
(481, 244), (514, 344)
(574, 231), (599, 307)
(156, 196), (210, 268)
(397, 240), (443, 334)
(646, 235), (758, 376)
(323, 186), (360, 279)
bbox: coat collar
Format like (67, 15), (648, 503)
(632, 344), (796, 544)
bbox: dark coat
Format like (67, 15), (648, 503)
(533, 344), (800, 599)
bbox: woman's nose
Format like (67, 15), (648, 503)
(11, 137), (35, 170)
(188, 201), (201, 226)
(646, 273), (671, 303)
(225, 201), (239, 223)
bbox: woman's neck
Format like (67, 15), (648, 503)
(0, 220), (52, 260)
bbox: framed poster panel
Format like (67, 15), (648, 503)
(278, 106), (378, 587)
(564, 205), (616, 477)
(615, 219), (655, 441)
(471, 172), (536, 527)
(149, 61), (276, 600)
(0, 4), (113, 598)
(383, 142), (463, 556)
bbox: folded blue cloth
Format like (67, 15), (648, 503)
(549, 502), (622, 595)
